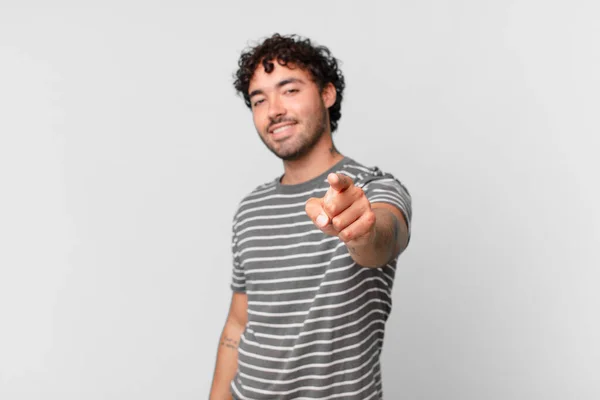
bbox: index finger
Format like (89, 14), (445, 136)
(327, 173), (353, 192)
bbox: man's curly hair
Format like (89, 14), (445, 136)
(234, 33), (346, 133)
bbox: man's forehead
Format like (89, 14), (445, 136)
(249, 62), (309, 90)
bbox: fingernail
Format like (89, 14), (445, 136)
(316, 214), (328, 227)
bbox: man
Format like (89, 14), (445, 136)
(210, 33), (412, 400)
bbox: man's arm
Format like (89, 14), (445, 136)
(345, 203), (409, 267)
(209, 292), (248, 400)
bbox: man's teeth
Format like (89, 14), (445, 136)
(273, 125), (294, 134)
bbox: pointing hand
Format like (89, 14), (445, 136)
(305, 173), (376, 244)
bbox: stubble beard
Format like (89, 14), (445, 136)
(259, 104), (329, 162)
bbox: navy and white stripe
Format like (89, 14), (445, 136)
(229, 157), (412, 400)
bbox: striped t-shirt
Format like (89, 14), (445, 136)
(229, 156), (412, 400)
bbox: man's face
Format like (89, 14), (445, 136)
(248, 61), (334, 161)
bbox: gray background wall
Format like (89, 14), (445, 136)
(1, 1), (598, 399)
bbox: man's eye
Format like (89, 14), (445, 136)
(253, 99), (265, 107)
(286, 89), (299, 94)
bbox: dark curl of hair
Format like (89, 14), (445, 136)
(234, 33), (346, 133)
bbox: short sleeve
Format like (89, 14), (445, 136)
(230, 221), (246, 293)
(356, 168), (412, 241)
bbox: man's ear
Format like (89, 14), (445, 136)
(321, 82), (337, 109)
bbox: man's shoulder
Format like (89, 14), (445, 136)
(231, 178), (279, 222)
(340, 156), (412, 202)
(337, 156), (395, 185)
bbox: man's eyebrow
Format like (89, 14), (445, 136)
(248, 77), (306, 99)
(249, 88), (264, 99)
(276, 77), (305, 88)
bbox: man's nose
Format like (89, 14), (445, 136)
(267, 96), (286, 120)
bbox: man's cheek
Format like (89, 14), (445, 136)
(252, 113), (264, 131)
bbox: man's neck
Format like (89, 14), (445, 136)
(280, 142), (344, 186)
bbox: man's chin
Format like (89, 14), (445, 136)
(271, 146), (307, 161)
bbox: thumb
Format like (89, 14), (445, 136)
(305, 197), (329, 227)
(305, 197), (337, 235)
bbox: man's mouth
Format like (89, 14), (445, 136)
(269, 121), (297, 134)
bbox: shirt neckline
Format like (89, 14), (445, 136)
(274, 156), (352, 194)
